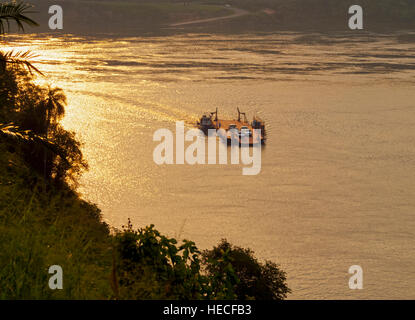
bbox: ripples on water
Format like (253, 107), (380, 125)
(5, 32), (415, 299)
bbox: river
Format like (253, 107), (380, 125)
(5, 32), (415, 299)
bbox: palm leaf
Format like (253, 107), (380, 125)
(0, 49), (43, 75)
(0, 123), (69, 166)
(0, 1), (38, 34)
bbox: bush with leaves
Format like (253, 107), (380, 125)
(202, 239), (291, 300)
(112, 222), (291, 300)
(112, 220), (209, 299)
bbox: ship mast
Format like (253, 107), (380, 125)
(237, 107), (248, 123)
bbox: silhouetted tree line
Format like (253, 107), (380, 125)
(0, 68), (87, 187)
(1, 2), (87, 187)
(113, 220), (290, 299)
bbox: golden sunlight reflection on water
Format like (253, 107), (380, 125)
(5, 32), (415, 299)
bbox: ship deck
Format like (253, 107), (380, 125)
(212, 119), (263, 145)
(212, 119), (251, 131)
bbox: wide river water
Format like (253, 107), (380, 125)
(5, 32), (415, 299)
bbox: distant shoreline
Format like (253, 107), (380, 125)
(18, 0), (415, 37)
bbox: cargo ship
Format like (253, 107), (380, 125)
(197, 108), (266, 145)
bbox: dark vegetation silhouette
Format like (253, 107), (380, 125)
(202, 239), (290, 300)
(0, 1), (290, 299)
(0, 69), (87, 187)
(113, 221), (290, 300)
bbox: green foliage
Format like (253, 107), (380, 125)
(202, 239), (291, 300)
(113, 220), (208, 299)
(0, 149), (291, 300)
(0, 5), (110, 299)
(0, 69), (87, 187)
(0, 142), (112, 299)
(112, 224), (291, 300)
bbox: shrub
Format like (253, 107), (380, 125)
(112, 220), (207, 299)
(202, 239), (290, 300)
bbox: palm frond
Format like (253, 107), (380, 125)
(0, 49), (43, 75)
(0, 123), (69, 166)
(0, 1), (38, 34)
